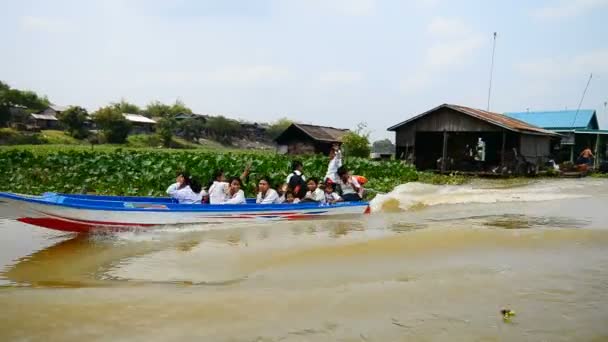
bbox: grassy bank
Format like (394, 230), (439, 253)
(0, 146), (466, 197)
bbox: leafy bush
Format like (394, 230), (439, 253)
(342, 131), (371, 158)
(156, 116), (177, 147)
(57, 106), (89, 139)
(205, 116), (240, 145)
(93, 106), (132, 144)
(178, 118), (206, 142)
(266, 118), (293, 139)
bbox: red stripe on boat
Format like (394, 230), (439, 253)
(39, 212), (156, 227)
(18, 216), (154, 233)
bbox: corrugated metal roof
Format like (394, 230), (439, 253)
(503, 110), (597, 129)
(49, 104), (68, 112)
(276, 123), (349, 143)
(294, 123), (349, 142)
(387, 104), (558, 136)
(31, 113), (58, 121)
(123, 113), (156, 124)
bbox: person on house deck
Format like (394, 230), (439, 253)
(220, 177), (247, 205)
(166, 171), (205, 204)
(256, 177), (281, 204)
(578, 147), (595, 166)
(335, 166), (363, 202)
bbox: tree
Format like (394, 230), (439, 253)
(93, 106), (131, 143)
(372, 139), (395, 154)
(156, 116), (177, 147)
(179, 117), (206, 142)
(205, 115), (240, 145)
(145, 99), (193, 118)
(58, 106), (89, 139)
(0, 81), (50, 126)
(342, 122), (371, 158)
(266, 117), (293, 139)
(111, 99), (141, 114)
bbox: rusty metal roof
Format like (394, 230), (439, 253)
(388, 104), (559, 136)
(277, 123), (349, 143)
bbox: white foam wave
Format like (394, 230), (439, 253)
(370, 182), (588, 213)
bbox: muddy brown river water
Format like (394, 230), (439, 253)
(1, 178), (607, 341)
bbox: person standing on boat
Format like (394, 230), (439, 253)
(324, 143), (343, 183)
(335, 166), (363, 202)
(256, 176), (281, 204)
(166, 172), (205, 204)
(220, 177), (247, 205)
(208, 165), (251, 204)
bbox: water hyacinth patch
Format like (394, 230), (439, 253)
(0, 148), (465, 197)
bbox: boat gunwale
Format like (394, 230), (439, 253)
(0, 192), (369, 213)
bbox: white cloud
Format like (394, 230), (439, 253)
(427, 36), (484, 68)
(305, 0), (376, 16)
(427, 17), (472, 38)
(319, 71), (362, 84)
(207, 65), (291, 85)
(533, 0), (608, 19)
(20, 16), (71, 33)
(516, 49), (608, 79)
(400, 17), (485, 93)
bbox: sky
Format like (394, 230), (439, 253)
(1, 0), (607, 141)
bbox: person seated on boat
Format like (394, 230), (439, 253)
(166, 172), (205, 204)
(323, 181), (342, 204)
(256, 176), (281, 204)
(303, 177), (325, 203)
(336, 166), (363, 202)
(220, 177), (247, 205)
(284, 191), (300, 204)
(577, 146), (594, 166)
(277, 183), (288, 203)
(324, 143), (343, 183)
(208, 165), (251, 204)
(286, 160), (307, 199)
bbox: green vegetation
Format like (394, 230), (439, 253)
(266, 118), (293, 139)
(0, 128), (47, 145)
(57, 106), (89, 139)
(93, 106), (132, 143)
(0, 147), (462, 197)
(40, 130), (84, 145)
(342, 123), (371, 158)
(205, 116), (241, 145)
(0, 81), (50, 127)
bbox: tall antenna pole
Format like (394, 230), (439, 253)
(571, 73), (593, 128)
(486, 32), (497, 112)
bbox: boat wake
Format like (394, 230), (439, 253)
(370, 182), (588, 213)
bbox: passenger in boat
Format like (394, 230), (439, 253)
(284, 191), (300, 204)
(208, 165), (251, 204)
(335, 166), (363, 202)
(323, 181), (342, 204)
(277, 183), (288, 204)
(324, 143), (343, 183)
(303, 177), (325, 203)
(221, 177), (247, 205)
(286, 160), (307, 199)
(256, 176), (281, 204)
(166, 171), (205, 204)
